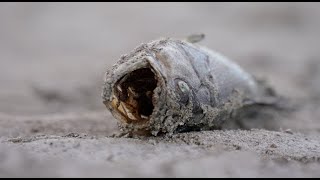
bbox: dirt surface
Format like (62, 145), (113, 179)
(0, 2), (320, 177)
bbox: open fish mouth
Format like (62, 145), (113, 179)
(110, 67), (158, 124)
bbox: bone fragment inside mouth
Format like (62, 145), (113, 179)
(112, 68), (157, 123)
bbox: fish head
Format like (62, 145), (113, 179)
(102, 39), (210, 134)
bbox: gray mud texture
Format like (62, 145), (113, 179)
(0, 2), (320, 178)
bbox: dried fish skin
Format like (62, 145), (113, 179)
(102, 38), (274, 136)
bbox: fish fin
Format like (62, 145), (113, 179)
(185, 33), (205, 43)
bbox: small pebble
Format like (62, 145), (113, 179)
(270, 144), (277, 148)
(233, 144), (242, 150)
(9, 138), (22, 143)
(31, 128), (40, 133)
(285, 129), (293, 134)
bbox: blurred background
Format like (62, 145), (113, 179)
(1, 2), (320, 132)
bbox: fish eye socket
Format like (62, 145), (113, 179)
(177, 80), (189, 93)
(174, 79), (190, 105)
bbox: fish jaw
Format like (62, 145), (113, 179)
(102, 49), (167, 134)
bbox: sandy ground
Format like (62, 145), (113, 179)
(0, 2), (320, 177)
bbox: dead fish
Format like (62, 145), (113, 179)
(102, 37), (278, 136)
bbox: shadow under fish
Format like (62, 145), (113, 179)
(102, 37), (288, 136)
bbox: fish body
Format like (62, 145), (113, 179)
(102, 38), (275, 136)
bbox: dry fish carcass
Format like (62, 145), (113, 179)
(102, 38), (277, 136)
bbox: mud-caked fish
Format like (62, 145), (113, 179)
(102, 36), (278, 136)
